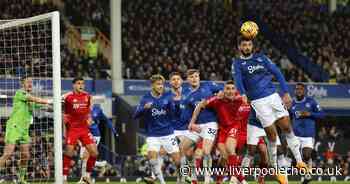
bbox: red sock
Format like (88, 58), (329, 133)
(216, 175), (224, 184)
(63, 155), (72, 176)
(228, 155), (237, 168)
(86, 156), (97, 173)
(228, 155), (246, 182)
(195, 158), (202, 168)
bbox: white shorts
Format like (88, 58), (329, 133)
(185, 122), (218, 142)
(146, 134), (179, 154)
(80, 136), (101, 157)
(174, 130), (191, 138)
(297, 136), (314, 149)
(247, 124), (281, 146)
(251, 93), (289, 128)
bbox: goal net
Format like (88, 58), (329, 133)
(0, 12), (62, 183)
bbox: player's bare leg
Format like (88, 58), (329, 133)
(78, 147), (90, 184)
(0, 144), (15, 182)
(63, 145), (76, 182)
(81, 143), (98, 184)
(147, 151), (166, 184)
(202, 139), (215, 184)
(264, 124), (287, 184)
(170, 151), (181, 184)
(302, 147), (313, 184)
(216, 143), (227, 184)
(181, 138), (198, 183)
(226, 137), (246, 184)
(241, 144), (256, 168)
(257, 142), (269, 184)
(178, 137), (195, 183)
(0, 144), (15, 168)
(18, 144), (30, 184)
(275, 116), (307, 171)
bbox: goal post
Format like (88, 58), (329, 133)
(0, 11), (62, 183)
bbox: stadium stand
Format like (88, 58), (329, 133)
(121, 0), (310, 81)
(0, 0), (110, 79)
(246, 0), (350, 83)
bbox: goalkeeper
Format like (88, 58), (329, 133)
(0, 76), (52, 184)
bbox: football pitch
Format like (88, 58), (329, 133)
(71, 182), (348, 184)
(2, 181), (350, 184)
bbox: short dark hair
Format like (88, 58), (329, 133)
(186, 69), (200, 77)
(20, 75), (31, 84)
(72, 77), (84, 84)
(225, 80), (235, 85)
(296, 82), (305, 87)
(150, 74), (165, 84)
(169, 72), (182, 80)
(237, 36), (253, 44)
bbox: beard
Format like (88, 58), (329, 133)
(242, 49), (252, 57)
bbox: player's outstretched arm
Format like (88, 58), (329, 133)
(188, 100), (207, 132)
(232, 60), (248, 103)
(27, 94), (52, 104)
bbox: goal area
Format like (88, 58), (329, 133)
(0, 12), (62, 184)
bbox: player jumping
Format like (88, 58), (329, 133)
(189, 80), (248, 184)
(0, 76), (52, 184)
(233, 37), (309, 184)
(62, 77), (98, 184)
(291, 83), (324, 184)
(134, 74), (181, 184)
(78, 104), (118, 183)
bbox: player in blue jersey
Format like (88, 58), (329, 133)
(291, 83), (324, 184)
(134, 74), (181, 184)
(181, 69), (222, 184)
(168, 72), (192, 143)
(78, 104), (118, 183)
(233, 37), (308, 183)
(167, 72), (194, 183)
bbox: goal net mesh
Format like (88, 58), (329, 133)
(0, 15), (56, 183)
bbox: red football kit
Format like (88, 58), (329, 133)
(206, 95), (243, 144)
(236, 103), (251, 152)
(63, 91), (94, 146)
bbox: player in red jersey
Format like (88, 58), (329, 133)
(62, 77), (97, 184)
(236, 102), (250, 154)
(189, 80), (248, 184)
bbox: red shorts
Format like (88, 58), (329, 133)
(217, 126), (239, 144)
(65, 127), (95, 146)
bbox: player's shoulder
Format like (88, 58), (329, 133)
(80, 91), (91, 97)
(141, 92), (152, 100)
(305, 96), (318, 104)
(254, 53), (272, 63)
(15, 89), (26, 95)
(207, 95), (219, 103)
(62, 91), (74, 99)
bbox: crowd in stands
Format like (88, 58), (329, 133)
(121, 0), (309, 82)
(246, 0), (350, 83)
(0, 0), (110, 79)
(1, 0), (349, 82)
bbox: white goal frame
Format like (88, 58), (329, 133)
(0, 11), (63, 184)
